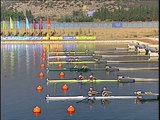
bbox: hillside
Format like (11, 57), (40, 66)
(1, 0), (158, 19)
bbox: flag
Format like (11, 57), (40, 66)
(39, 18), (43, 29)
(26, 17), (30, 29)
(10, 17), (13, 29)
(33, 19), (36, 29)
(3, 20), (7, 29)
(47, 18), (51, 29)
(2, 17), (7, 29)
(17, 16), (21, 29)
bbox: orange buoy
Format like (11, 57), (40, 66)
(62, 84), (69, 91)
(40, 63), (45, 68)
(55, 48), (58, 52)
(67, 105), (75, 115)
(39, 72), (44, 78)
(55, 53), (59, 56)
(42, 53), (46, 57)
(59, 72), (65, 76)
(33, 106), (41, 113)
(33, 112), (41, 117)
(59, 76), (64, 79)
(43, 48), (47, 52)
(42, 57), (46, 61)
(36, 85), (43, 92)
(58, 64), (62, 68)
(56, 57), (61, 62)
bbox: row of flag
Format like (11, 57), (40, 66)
(1, 17), (51, 29)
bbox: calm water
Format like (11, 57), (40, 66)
(1, 43), (159, 120)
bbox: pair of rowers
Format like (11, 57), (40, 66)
(77, 73), (96, 80)
(74, 64), (88, 69)
(88, 87), (111, 97)
(67, 57), (80, 62)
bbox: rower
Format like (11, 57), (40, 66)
(94, 58), (100, 62)
(73, 64), (79, 69)
(105, 65), (111, 69)
(88, 73), (96, 80)
(101, 87), (111, 97)
(78, 73), (85, 80)
(68, 57), (74, 62)
(117, 75), (129, 80)
(82, 64), (88, 69)
(134, 90), (154, 96)
(88, 87), (98, 97)
(75, 57), (80, 62)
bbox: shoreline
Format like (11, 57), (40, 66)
(1, 38), (158, 45)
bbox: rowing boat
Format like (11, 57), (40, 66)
(48, 50), (137, 55)
(48, 51), (93, 54)
(102, 54), (159, 58)
(47, 67), (119, 72)
(47, 61), (100, 64)
(46, 95), (141, 101)
(106, 60), (158, 63)
(94, 50), (137, 54)
(47, 67), (158, 72)
(47, 79), (119, 83)
(47, 59), (158, 64)
(47, 77), (158, 83)
(47, 55), (102, 59)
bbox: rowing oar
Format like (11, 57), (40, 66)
(76, 92), (99, 103)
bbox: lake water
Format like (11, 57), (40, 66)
(1, 43), (159, 120)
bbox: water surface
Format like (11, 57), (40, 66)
(1, 43), (159, 120)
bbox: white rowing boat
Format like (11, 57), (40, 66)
(46, 95), (141, 101)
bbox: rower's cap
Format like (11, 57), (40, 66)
(89, 87), (93, 90)
(103, 87), (107, 90)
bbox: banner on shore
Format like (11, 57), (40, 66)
(76, 36), (96, 40)
(63, 36), (76, 40)
(1, 36), (96, 40)
(1, 36), (43, 40)
(112, 22), (123, 28)
(50, 37), (63, 40)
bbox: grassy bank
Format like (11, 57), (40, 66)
(1, 27), (158, 40)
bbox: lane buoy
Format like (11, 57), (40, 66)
(42, 57), (46, 61)
(33, 112), (40, 117)
(43, 48), (46, 52)
(62, 84), (69, 91)
(56, 57), (61, 62)
(58, 64), (62, 68)
(33, 106), (41, 113)
(40, 63), (45, 69)
(55, 48), (58, 52)
(36, 85), (43, 92)
(67, 105), (75, 115)
(59, 76), (64, 79)
(55, 53), (59, 56)
(59, 72), (65, 76)
(42, 53), (46, 57)
(39, 72), (44, 78)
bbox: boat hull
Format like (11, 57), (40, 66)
(46, 95), (141, 101)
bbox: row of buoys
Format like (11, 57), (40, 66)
(33, 104), (75, 116)
(33, 48), (47, 116)
(53, 48), (75, 115)
(36, 48), (75, 115)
